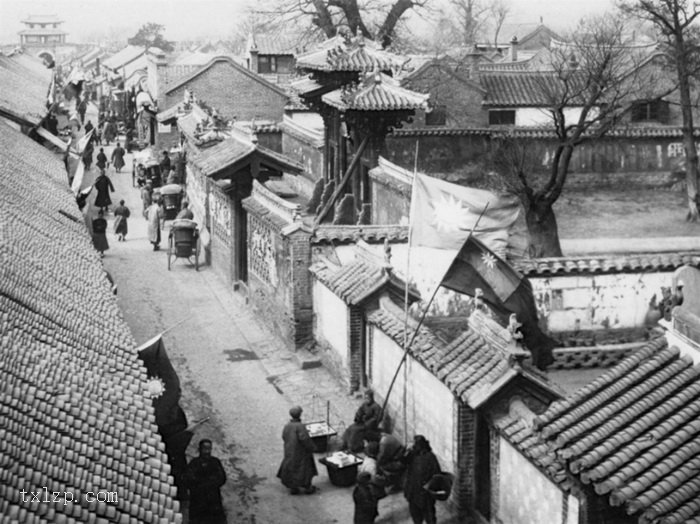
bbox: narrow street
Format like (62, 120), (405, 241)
(80, 118), (454, 523)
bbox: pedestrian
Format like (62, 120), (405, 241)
(103, 119), (117, 145)
(111, 141), (126, 173)
(404, 435), (441, 524)
(342, 389), (383, 452)
(96, 147), (108, 171)
(93, 170), (115, 213)
(160, 150), (171, 175)
(94, 121), (102, 145)
(77, 97), (87, 124)
(145, 195), (163, 251)
(377, 431), (407, 492)
(82, 139), (94, 171)
(359, 440), (387, 502)
(84, 119), (94, 136)
(141, 181), (153, 214)
(185, 439), (227, 524)
(176, 201), (194, 220)
(91, 209), (109, 258)
(276, 406), (318, 495)
(113, 199), (131, 241)
(353, 471), (378, 524)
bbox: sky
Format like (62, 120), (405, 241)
(0, 0), (617, 46)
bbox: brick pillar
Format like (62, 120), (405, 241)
(455, 403), (476, 511)
(286, 224), (313, 349)
(147, 47), (168, 111)
(348, 306), (363, 392)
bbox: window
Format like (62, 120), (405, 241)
(257, 56), (277, 74)
(425, 105), (447, 126)
(631, 99), (669, 123)
(489, 110), (516, 125)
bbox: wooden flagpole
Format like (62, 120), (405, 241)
(380, 201), (491, 419)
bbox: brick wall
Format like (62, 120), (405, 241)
(165, 61), (288, 122)
(348, 306), (363, 392)
(288, 227), (313, 348)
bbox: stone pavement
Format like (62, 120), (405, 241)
(84, 129), (461, 523)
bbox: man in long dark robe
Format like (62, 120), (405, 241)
(111, 142), (126, 173)
(93, 171), (114, 213)
(342, 389), (383, 452)
(404, 435), (441, 524)
(353, 471), (379, 524)
(185, 439), (227, 524)
(277, 406), (318, 495)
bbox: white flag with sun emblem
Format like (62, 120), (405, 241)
(409, 173), (524, 256)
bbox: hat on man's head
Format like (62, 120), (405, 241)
(289, 406), (303, 419)
(357, 471), (371, 485)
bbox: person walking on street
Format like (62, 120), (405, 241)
(91, 209), (109, 258)
(113, 199), (131, 241)
(342, 389), (383, 452)
(160, 150), (171, 175)
(146, 196), (164, 251)
(141, 181), (153, 214)
(84, 119), (94, 136)
(82, 139), (94, 171)
(77, 97), (87, 124)
(93, 170), (115, 213)
(103, 119), (117, 145)
(404, 435), (441, 524)
(276, 406), (318, 495)
(185, 439), (227, 524)
(176, 201), (194, 220)
(111, 141), (126, 173)
(96, 147), (108, 171)
(353, 471), (378, 524)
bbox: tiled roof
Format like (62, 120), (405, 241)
(101, 45), (146, 71)
(323, 71), (429, 111)
(527, 337), (700, 522)
(18, 28), (67, 36)
(515, 252), (700, 276)
(392, 126), (700, 139)
(0, 55), (50, 125)
(367, 304), (553, 407)
(0, 120), (180, 522)
(191, 133), (303, 177)
(481, 72), (571, 107)
(296, 35), (409, 72)
(290, 76), (326, 96)
(312, 225), (408, 244)
(21, 15), (63, 23)
(5, 51), (53, 84)
(250, 34), (301, 55)
(310, 259), (418, 305)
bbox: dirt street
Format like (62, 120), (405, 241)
(80, 123), (459, 523)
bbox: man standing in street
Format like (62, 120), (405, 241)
(185, 439), (227, 524)
(404, 435), (441, 524)
(111, 141), (126, 173)
(277, 406), (318, 495)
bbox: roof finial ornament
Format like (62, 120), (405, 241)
(508, 314), (524, 341)
(383, 238), (392, 270)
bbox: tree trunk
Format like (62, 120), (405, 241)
(525, 199), (564, 258)
(674, 28), (700, 221)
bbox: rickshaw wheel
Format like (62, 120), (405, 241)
(167, 235), (173, 270)
(194, 237), (200, 271)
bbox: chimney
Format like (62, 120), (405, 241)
(510, 36), (518, 62)
(249, 44), (259, 73)
(147, 47), (168, 110)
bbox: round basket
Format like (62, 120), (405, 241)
(424, 473), (453, 501)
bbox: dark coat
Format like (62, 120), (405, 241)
(185, 455), (227, 522)
(96, 151), (108, 169)
(353, 483), (378, 524)
(91, 217), (109, 252)
(404, 448), (441, 509)
(344, 400), (383, 452)
(113, 205), (130, 236)
(94, 174), (114, 208)
(111, 145), (125, 170)
(276, 418), (317, 489)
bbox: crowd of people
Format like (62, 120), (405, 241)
(275, 391), (448, 524)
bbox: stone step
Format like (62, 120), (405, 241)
(292, 348), (323, 370)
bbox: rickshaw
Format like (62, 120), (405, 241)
(168, 219), (200, 271)
(132, 149), (162, 188)
(161, 183), (184, 220)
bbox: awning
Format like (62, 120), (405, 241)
(36, 126), (69, 152)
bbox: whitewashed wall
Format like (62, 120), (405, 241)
(370, 327), (457, 472)
(497, 439), (572, 524)
(312, 282), (349, 368)
(515, 106), (587, 127)
(531, 272), (672, 332)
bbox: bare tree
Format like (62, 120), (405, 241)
(446, 0), (488, 46)
(490, 0), (510, 49)
(621, 0), (700, 221)
(253, 0), (430, 48)
(492, 15), (672, 256)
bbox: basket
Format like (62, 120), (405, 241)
(424, 472), (453, 501)
(319, 453), (363, 487)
